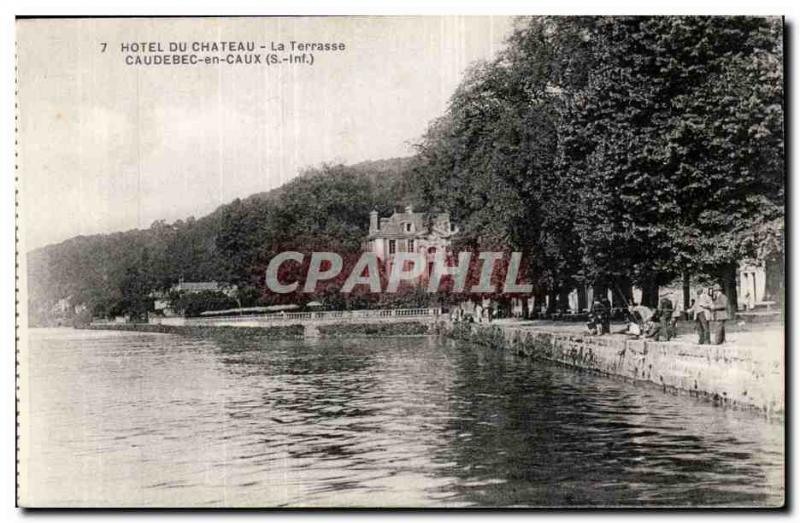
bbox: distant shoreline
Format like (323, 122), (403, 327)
(81, 320), (433, 339)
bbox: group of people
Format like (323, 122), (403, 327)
(625, 295), (682, 342)
(586, 299), (612, 335)
(587, 285), (730, 345)
(689, 285), (730, 345)
(450, 303), (495, 324)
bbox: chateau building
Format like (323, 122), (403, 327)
(364, 208), (775, 314)
(365, 205), (458, 277)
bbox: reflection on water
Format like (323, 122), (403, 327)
(24, 328), (784, 507)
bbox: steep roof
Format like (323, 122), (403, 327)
(368, 210), (455, 240)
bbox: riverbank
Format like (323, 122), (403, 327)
(83, 317), (784, 417)
(447, 320), (784, 417)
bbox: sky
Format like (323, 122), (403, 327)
(17, 16), (515, 251)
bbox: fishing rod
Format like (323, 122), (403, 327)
(613, 282), (631, 310)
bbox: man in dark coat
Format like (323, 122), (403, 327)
(709, 284), (730, 345)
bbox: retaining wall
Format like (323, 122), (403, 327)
(449, 322), (784, 416)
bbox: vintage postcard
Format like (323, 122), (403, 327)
(15, 16), (785, 508)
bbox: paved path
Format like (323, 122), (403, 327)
(487, 318), (784, 355)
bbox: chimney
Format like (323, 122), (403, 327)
(369, 210), (379, 232)
(404, 204), (413, 214)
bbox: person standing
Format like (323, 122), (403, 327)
(745, 290), (755, 311)
(670, 297), (683, 338)
(600, 298), (612, 334)
(657, 293), (674, 341)
(659, 289), (683, 340)
(695, 288), (713, 345)
(709, 284), (730, 345)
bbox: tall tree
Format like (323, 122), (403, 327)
(559, 17), (784, 310)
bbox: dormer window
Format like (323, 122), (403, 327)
(404, 222), (413, 233)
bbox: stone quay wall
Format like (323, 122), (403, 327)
(447, 322), (784, 416)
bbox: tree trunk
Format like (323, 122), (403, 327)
(682, 272), (691, 311)
(719, 264), (738, 318)
(577, 286), (588, 312)
(592, 283), (608, 304)
(613, 277), (634, 308)
(640, 279), (659, 308)
(547, 290), (559, 314)
(558, 288), (571, 313)
(534, 288), (547, 317)
(764, 254), (784, 306)
(498, 297), (512, 318)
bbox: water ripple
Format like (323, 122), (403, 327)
(25, 328), (784, 507)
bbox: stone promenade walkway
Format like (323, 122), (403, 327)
(486, 318), (784, 358)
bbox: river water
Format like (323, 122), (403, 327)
(23, 328), (784, 507)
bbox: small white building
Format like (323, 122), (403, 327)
(170, 280), (237, 296)
(739, 262), (767, 309)
(153, 280), (238, 316)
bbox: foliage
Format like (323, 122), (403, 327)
(169, 290), (238, 318)
(28, 18), (784, 322)
(27, 159), (415, 324)
(414, 16), (784, 309)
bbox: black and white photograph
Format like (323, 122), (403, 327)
(13, 13), (786, 509)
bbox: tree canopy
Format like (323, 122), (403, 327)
(28, 17), (784, 323)
(27, 159), (414, 324)
(414, 16), (784, 310)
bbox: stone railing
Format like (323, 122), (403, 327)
(151, 307), (442, 326)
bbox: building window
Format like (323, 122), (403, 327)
(389, 240), (396, 254)
(408, 239), (415, 252)
(405, 223), (413, 233)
